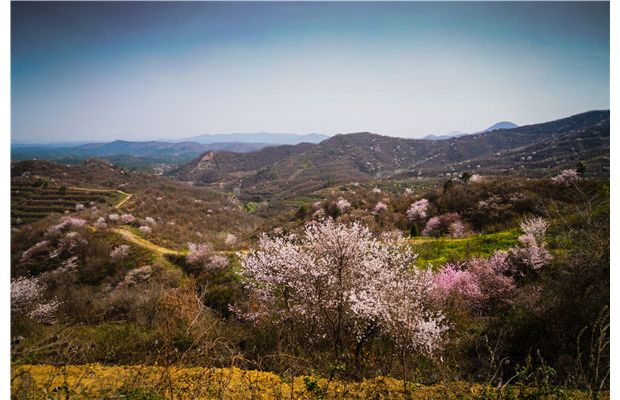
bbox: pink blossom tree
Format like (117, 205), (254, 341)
(422, 213), (462, 238)
(433, 252), (514, 312)
(187, 242), (230, 271)
(551, 169), (579, 185)
(120, 214), (136, 224)
(422, 217), (442, 237)
(372, 201), (388, 214)
(46, 217), (87, 235)
(93, 217), (107, 229)
(406, 199), (430, 222)
(335, 197), (351, 213)
(110, 244), (130, 260)
(138, 225), (152, 235)
(49, 231), (87, 259)
(510, 217), (552, 270)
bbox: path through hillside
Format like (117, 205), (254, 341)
(71, 185), (242, 258)
(68, 186), (132, 209)
(112, 227), (185, 256)
(112, 227), (245, 257)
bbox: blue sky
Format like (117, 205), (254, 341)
(11, 1), (609, 143)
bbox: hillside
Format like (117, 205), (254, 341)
(11, 159), (264, 249)
(171, 110), (609, 200)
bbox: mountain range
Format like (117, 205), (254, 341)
(171, 110), (608, 200)
(11, 133), (332, 168)
(179, 132), (330, 145)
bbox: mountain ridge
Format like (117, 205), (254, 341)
(171, 110), (609, 200)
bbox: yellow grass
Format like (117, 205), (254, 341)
(12, 364), (606, 400)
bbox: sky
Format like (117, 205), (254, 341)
(11, 1), (610, 143)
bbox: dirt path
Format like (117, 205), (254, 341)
(112, 227), (185, 256)
(70, 185), (243, 258)
(112, 227), (246, 257)
(68, 186), (132, 209)
(113, 192), (132, 209)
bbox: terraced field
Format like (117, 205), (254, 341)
(11, 184), (124, 226)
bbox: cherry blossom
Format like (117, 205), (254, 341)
(224, 233), (238, 247)
(239, 219), (445, 356)
(187, 242), (230, 271)
(551, 169), (579, 185)
(406, 199), (430, 221)
(373, 201), (388, 213)
(110, 244), (130, 260)
(120, 214), (136, 224)
(335, 197), (351, 212)
(138, 225), (152, 235)
(11, 276), (61, 324)
(46, 217), (87, 235)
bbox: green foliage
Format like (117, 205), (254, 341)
(576, 161), (587, 176)
(243, 201), (258, 213)
(411, 229), (519, 268)
(460, 172), (472, 182)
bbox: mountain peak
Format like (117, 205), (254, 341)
(483, 121), (519, 132)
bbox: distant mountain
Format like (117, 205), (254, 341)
(181, 132), (330, 145)
(171, 110), (609, 200)
(11, 140), (277, 173)
(483, 121), (518, 132)
(423, 121), (518, 140)
(422, 131), (469, 141)
(11, 140), (273, 161)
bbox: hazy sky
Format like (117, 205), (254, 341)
(12, 1), (609, 143)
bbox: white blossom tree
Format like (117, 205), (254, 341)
(238, 219), (445, 360)
(11, 276), (61, 324)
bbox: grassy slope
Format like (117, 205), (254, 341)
(411, 230), (520, 268)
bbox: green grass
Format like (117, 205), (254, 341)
(411, 229), (520, 269)
(242, 201), (259, 213)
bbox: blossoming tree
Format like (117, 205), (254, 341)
(238, 219), (445, 361)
